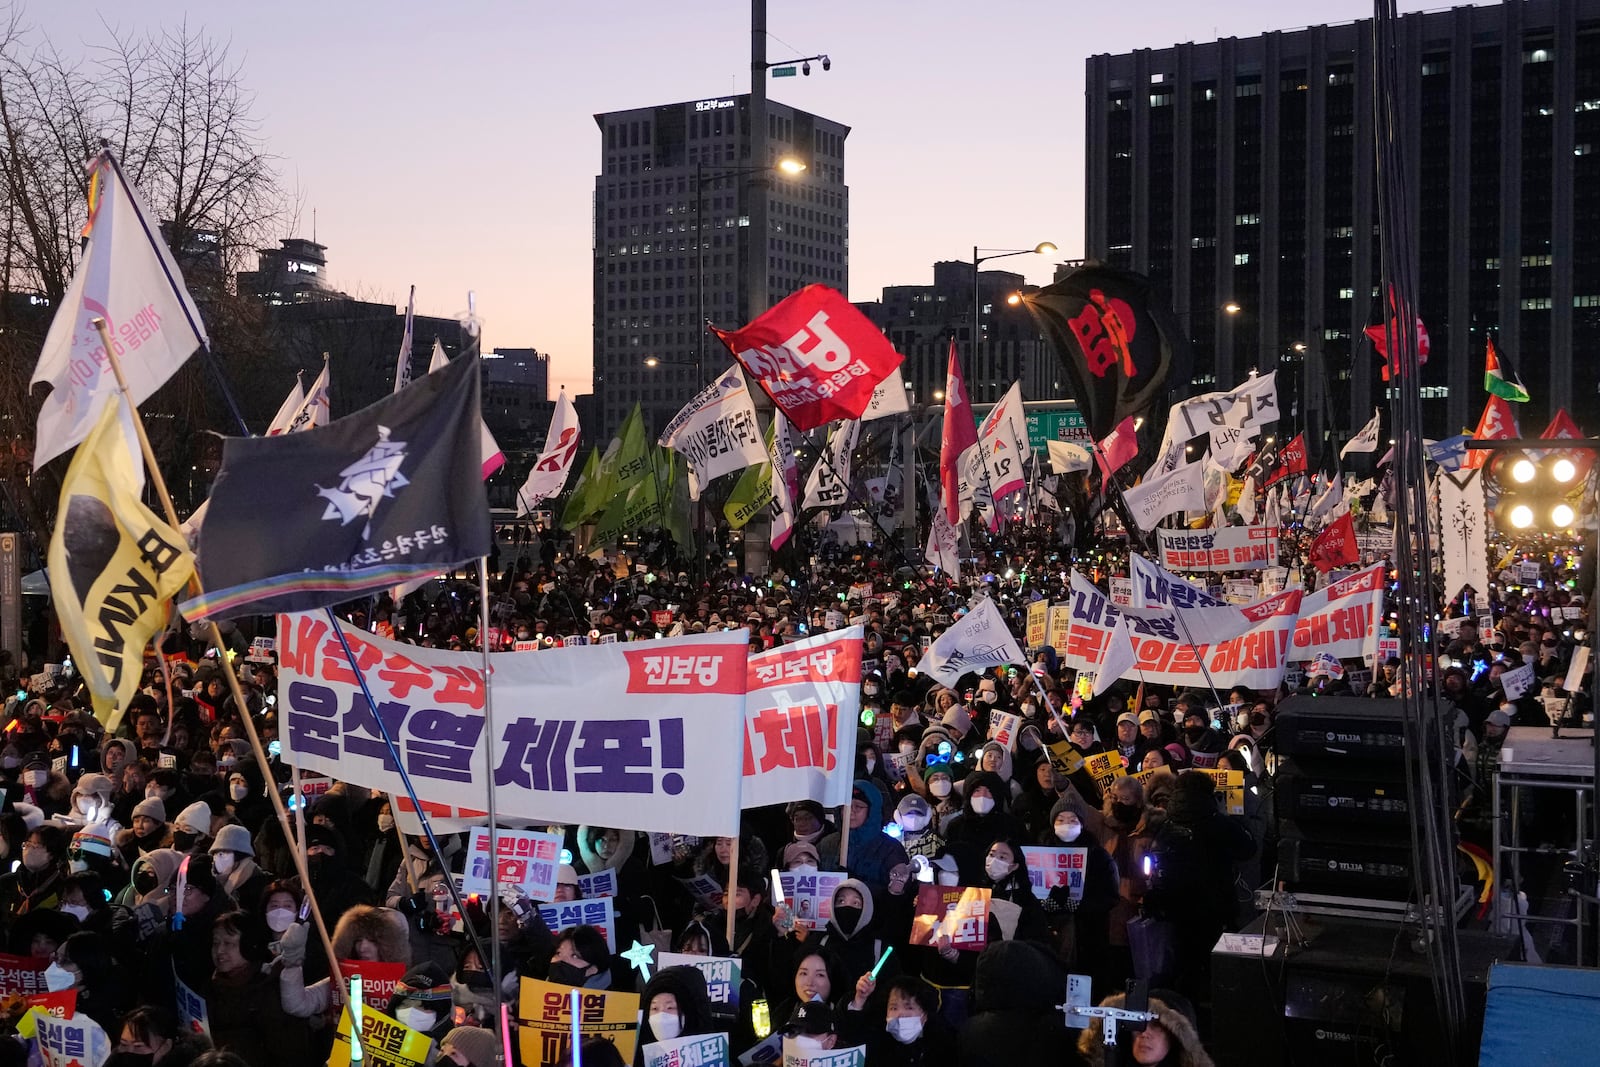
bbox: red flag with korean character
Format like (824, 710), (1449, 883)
(1094, 416), (1139, 490)
(1020, 265), (1186, 441)
(1262, 433), (1307, 487)
(741, 627), (862, 809)
(711, 284), (904, 431)
(1462, 395), (1520, 470)
(1308, 510), (1359, 573)
(1365, 284), (1430, 382)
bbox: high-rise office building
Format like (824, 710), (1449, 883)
(1086, 0), (1600, 443)
(592, 94), (850, 439)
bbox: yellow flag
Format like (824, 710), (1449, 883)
(48, 395), (194, 731)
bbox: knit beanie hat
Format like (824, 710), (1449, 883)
(174, 801), (212, 836)
(209, 824), (254, 857)
(133, 797), (167, 824)
(440, 1026), (498, 1067)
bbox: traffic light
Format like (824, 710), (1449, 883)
(1486, 449), (1583, 531)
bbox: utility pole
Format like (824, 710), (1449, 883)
(743, 0), (775, 576)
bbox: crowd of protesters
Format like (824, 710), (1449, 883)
(0, 524), (1585, 1067)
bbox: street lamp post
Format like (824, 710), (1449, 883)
(972, 243), (1056, 400)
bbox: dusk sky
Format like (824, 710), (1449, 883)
(39, 0), (1438, 399)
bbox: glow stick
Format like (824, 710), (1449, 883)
(870, 946), (894, 979)
(350, 977), (364, 1061)
(500, 1002), (514, 1067)
(770, 868), (785, 907)
(570, 986), (583, 1067)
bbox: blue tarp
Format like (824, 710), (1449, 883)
(1479, 962), (1600, 1066)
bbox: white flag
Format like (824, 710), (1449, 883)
(802, 419), (860, 511)
(1122, 460), (1207, 532)
(1047, 440), (1093, 474)
(517, 388), (582, 515)
(280, 360), (331, 435)
(924, 499), (962, 578)
(428, 339), (505, 477)
(920, 598), (1026, 686)
(660, 368), (767, 499)
(1264, 484), (1282, 527)
(264, 374), (305, 436)
(1309, 473), (1343, 520)
(1068, 570), (1137, 694)
(1236, 474), (1259, 524)
(971, 381), (1030, 501)
(394, 285), (416, 392)
(1341, 408), (1382, 458)
(32, 151), (208, 470)
(770, 412), (798, 550)
(862, 365), (911, 420)
(1151, 370), (1279, 476)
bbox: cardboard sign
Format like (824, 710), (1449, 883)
(657, 953), (742, 1012)
(462, 827), (562, 902)
(1026, 600), (1048, 647)
(909, 884), (990, 952)
(1046, 741), (1086, 777)
(781, 1041), (866, 1067)
(1022, 846), (1087, 902)
(517, 978), (641, 1067)
(174, 969), (211, 1038)
(1500, 663), (1536, 702)
(987, 711), (1021, 749)
(646, 1032), (731, 1067)
(328, 1005), (433, 1067)
(30, 1009), (112, 1067)
(538, 898), (618, 952)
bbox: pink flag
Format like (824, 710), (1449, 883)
(1095, 416), (1139, 489)
(940, 340), (979, 525)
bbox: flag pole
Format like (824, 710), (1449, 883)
(724, 831), (741, 950)
(477, 558), (506, 1064)
(92, 317), (354, 1031)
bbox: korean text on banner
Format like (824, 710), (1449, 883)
(658, 954), (742, 1012)
(328, 1006), (433, 1067)
(462, 827), (562, 902)
(646, 1032), (731, 1067)
(277, 615), (747, 837)
(174, 968), (211, 1037)
(0, 952), (48, 995)
(341, 960), (407, 1009)
(1025, 600), (1048, 647)
(31, 1010), (112, 1067)
(1289, 562), (1384, 663)
(742, 628), (862, 810)
(909, 885), (990, 952)
(1047, 604), (1072, 650)
(780, 870), (848, 931)
(1022, 846), (1088, 902)
(539, 898), (618, 952)
(1155, 525), (1281, 573)
(781, 1042), (867, 1067)
(518, 978), (641, 1067)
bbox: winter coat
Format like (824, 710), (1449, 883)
(819, 779), (909, 895)
(1078, 991), (1214, 1066)
(815, 878), (896, 990)
(864, 1011), (959, 1067)
(633, 965), (719, 1066)
(956, 940), (1073, 1067)
(281, 905), (412, 1017)
(208, 965), (317, 1067)
(941, 771), (1027, 876)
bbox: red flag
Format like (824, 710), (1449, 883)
(1462, 395), (1520, 470)
(1309, 511), (1358, 573)
(940, 341), (979, 525)
(1365, 285), (1430, 382)
(1540, 408), (1591, 481)
(1262, 433), (1307, 487)
(1094, 416), (1139, 489)
(711, 284), (904, 431)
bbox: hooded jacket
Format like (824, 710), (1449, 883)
(957, 939), (1071, 1067)
(818, 779), (909, 894)
(1077, 990), (1214, 1067)
(816, 877), (893, 989)
(941, 771), (1026, 873)
(633, 965), (717, 1066)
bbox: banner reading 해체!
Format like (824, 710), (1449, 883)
(277, 614), (747, 837)
(742, 628), (862, 810)
(1289, 562), (1384, 664)
(518, 979), (641, 1067)
(1155, 525), (1280, 573)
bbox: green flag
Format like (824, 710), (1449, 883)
(665, 452), (693, 549)
(560, 447), (603, 529)
(1485, 338), (1530, 403)
(725, 422), (776, 528)
(610, 404), (653, 496)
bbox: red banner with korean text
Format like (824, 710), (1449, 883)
(909, 885), (991, 952)
(711, 285), (904, 431)
(277, 614), (747, 837)
(742, 627), (862, 809)
(1308, 511), (1359, 573)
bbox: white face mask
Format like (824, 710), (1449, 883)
(266, 907), (297, 933)
(929, 779), (952, 799)
(26, 770), (47, 789)
(145, 787), (162, 801)
(648, 1012), (682, 1040)
(865, 758), (877, 773)
(61, 903), (90, 922)
(978, 692), (996, 704)
(1055, 821), (1083, 843)
(985, 856), (1013, 881)
(213, 852), (236, 876)
(887, 1015), (924, 1044)
(898, 812), (927, 833)
(396, 1007), (438, 1033)
(790, 1035), (825, 1051)
(863, 685), (879, 697)
(970, 795), (995, 816)
(23, 850), (49, 872)
(43, 962), (75, 991)
(377, 813), (395, 834)
(230, 782), (248, 802)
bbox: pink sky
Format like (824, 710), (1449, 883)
(38, 0), (1433, 398)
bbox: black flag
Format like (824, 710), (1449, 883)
(1022, 265), (1187, 441)
(180, 353), (492, 620)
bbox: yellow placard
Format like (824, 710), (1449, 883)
(328, 1006), (433, 1067)
(1047, 604), (1072, 650)
(1026, 600), (1048, 648)
(1083, 750), (1127, 792)
(1046, 740), (1086, 776)
(1194, 768), (1247, 816)
(518, 979), (641, 1067)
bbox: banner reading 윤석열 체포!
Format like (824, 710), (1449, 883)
(741, 628), (862, 810)
(277, 614), (747, 837)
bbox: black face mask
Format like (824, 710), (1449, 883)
(1184, 725), (1207, 743)
(1112, 802), (1142, 825)
(104, 1053), (155, 1067)
(547, 961), (590, 987)
(833, 905), (863, 933)
(136, 829), (166, 851)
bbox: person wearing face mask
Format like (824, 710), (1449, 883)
(1038, 798), (1119, 986)
(381, 961), (455, 1045)
(547, 925), (614, 989)
(54, 931), (130, 1033)
(893, 794), (946, 864)
(1099, 776), (1160, 987)
(106, 1005), (206, 1067)
(634, 965), (717, 1065)
(54, 773), (116, 831)
(59, 871), (114, 934)
(980, 840), (1048, 943)
(0, 824), (67, 922)
(361, 800), (405, 892)
(782, 998), (841, 1054)
(817, 879), (894, 997)
(818, 782), (908, 900)
(208, 910), (315, 1067)
(170, 802), (213, 855)
(942, 772), (1026, 868)
(115, 797), (171, 865)
(1013, 758), (1068, 841)
(208, 825), (271, 915)
(1179, 710), (1225, 768)
(864, 975), (954, 1067)
(17, 751), (70, 818)
(257, 883), (303, 954)
(917, 762), (962, 833)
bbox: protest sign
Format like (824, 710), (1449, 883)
(1222, 579), (1257, 605)
(1047, 604), (1071, 650)
(20, 991), (75, 1021)
(781, 1041), (867, 1067)
(1155, 525), (1280, 572)
(645, 1032), (731, 1067)
(1109, 576), (1134, 608)
(657, 953), (742, 1012)
(328, 1006), (433, 1067)
(1501, 663), (1536, 702)
(30, 1009), (111, 1067)
(779, 870), (848, 930)
(920, 599), (1028, 686)
(742, 629), (862, 809)
(1193, 768), (1246, 816)
(1022, 846), (1087, 902)
(341, 960), (407, 1009)
(1046, 741), (1086, 777)
(1289, 562), (1383, 663)
(518, 978), (641, 1067)
(0, 953), (48, 995)
(676, 873), (727, 910)
(538, 898), (618, 951)
(173, 969), (211, 1037)
(1082, 751), (1127, 794)
(909, 885), (990, 951)
(278, 615), (747, 836)
(462, 827), (562, 901)
(987, 711), (1021, 749)
(1026, 600), (1048, 647)
(577, 868), (619, 899)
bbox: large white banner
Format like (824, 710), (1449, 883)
(1289, 562), (1385, 663)
(969, 382), (1030, 501)
(1437, 469), (1490, 601)
(277, 615), (747, 836)
(1151, 371), (1279, 475)
(660, 368), (767, 500)
(1123, 461), (1206, 532)
(920, 598), (1029, 686)
(742, 628), (862, 809)
(802, 419), (860, 511)
(1155, 525), (1281, 573)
